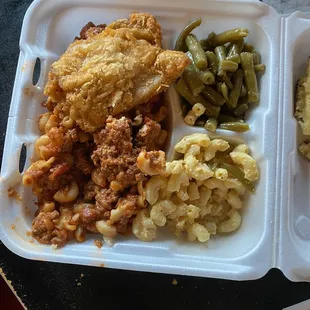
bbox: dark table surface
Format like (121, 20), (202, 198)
(1, 1), (310, 309)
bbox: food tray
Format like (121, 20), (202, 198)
(0, 0), (305, 282)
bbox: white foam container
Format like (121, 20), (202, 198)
(0, 0), (307, 281)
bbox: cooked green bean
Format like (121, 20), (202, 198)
(228, 69), (244, 108)
(183, 65), (205, 96)
(176, 78), (209, 106)
(206, 51), (219, 75)
(238, 95), (249, 106)
(227, 44), (239, 57)
(221, 74), (233, 90)
(243, 43), (254, 52)
(220, 163), (255, 193)
(254, 64), (266, 75)
(209, 28), (249, 46)
(240, 84), (247, 97)
(199, 70), (215, 85)
(203, 103), (221, 118)
(214, 46), (226, 75)
(187, 51), (215, 85)
(252, 50), (261, 65)
(185, 34), (208, 69)
(204, 118), (218, 132)
(175, 79), (220, 117)
(218, 114), (240, 123)
(235, 39), (245, 52)
(221, 60), (238, 72)
(219, 122), (250, 132)
(234, 103), (248, 116)
(226, 54), (240, 64)
(240, 52), (259, 103)
(202, 85), (226, 106)
(220, 82), (229, 101)
(208, 147), (234, 170)
(175, 18), (202, 51)
(200, 32), (215, 51)
(216, 82), (222, 94)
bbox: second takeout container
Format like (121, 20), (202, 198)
(0, 0), (309, 282)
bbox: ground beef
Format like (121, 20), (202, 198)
(93, 116), (133, 155)
(135, 117), (161, 149)
(74, 145), (93, 175)
(95, 188), (120, 214)
(62, 128), (79, 153)
(91, 117), (144, 188)
(83, 180), (100, 202)
(112, 194), (141, 233)
(76, 203), (100, 224)
(49, 162), (71, 181)
(32, 211), (68, 247)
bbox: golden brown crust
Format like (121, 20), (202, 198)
(44, 13), (190, 132)
(107, 12), (162, 46)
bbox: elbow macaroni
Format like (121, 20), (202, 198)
(134, 133), (259, 244)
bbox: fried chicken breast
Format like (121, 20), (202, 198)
(44, 13), (190, 132)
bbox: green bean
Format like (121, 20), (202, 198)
(219, 122), (250, 132)
(187, 51), (215, 85)
(206, 51), (219, 75)
(214, 46), (226, 75)
(254, 64), (266, 75)
(226, 54), (240, 64)
(240, 52), (259, 103)
(218, 114), (240, 123)
(252, 50), (261, 65)
(183, 65), (205, 96)
(221, 74), (233, 90)
(220, 163), (255, 193)
(220, 82), (229, 101)
(204, 104), (221, 118)
(228, 69), (244, 108)
(186, 34), (208, 69)
(243, 43), (254, 52)
(209, 28), (249, 46)
(175, 18), (202, 51)
(234, 103), (248, 116)
(204, 118), (218, 132)
(175, 79), (220, 117)
(199, 70), (215, 85)
(227, 44), (239, 57)
(237, 95), (249, 107)
(221, 60), (238, 72)
(235, 39), (245, 52)
(200, 32), (215, 51)
(176, 78), (208, 106)
(202, 85), (226, 106)
(216, 82), (222, 94)
(240, 84), (247, 97)
(208, 147), (234, 170)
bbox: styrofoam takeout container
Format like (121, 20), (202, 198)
(0, 0), (308, 282)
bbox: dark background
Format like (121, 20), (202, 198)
(1, 1), (310, 309)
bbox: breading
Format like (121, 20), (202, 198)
(44, 13), (190, 132)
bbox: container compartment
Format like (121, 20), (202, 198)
(279, 12), (310, 282)
(0, 0), (281, 280)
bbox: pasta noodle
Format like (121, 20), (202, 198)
(135, 133), (259, 244)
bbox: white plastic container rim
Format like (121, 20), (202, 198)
(0, 0), (309, 282)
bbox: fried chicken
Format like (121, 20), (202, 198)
(44, 13), (190, 132)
